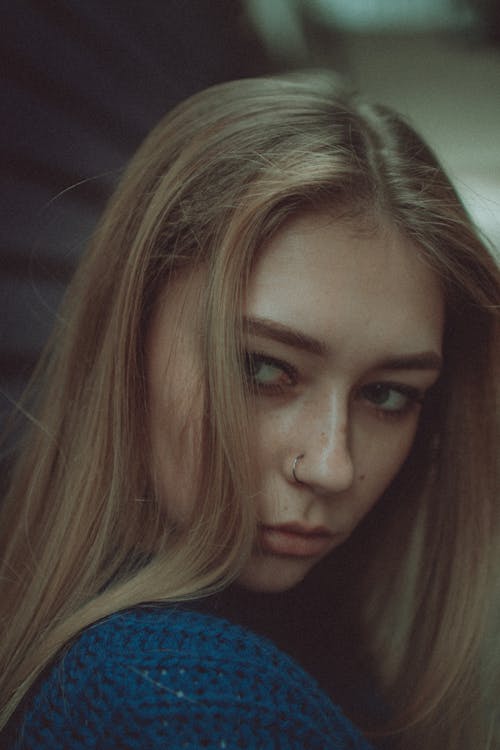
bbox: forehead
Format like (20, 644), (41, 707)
(246, 212), (444, 360)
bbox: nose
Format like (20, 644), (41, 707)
(292, 396), (355, 496)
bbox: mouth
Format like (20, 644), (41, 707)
(258, 522), (335, 558)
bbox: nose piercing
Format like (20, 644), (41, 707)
(292, 454), (305, 484)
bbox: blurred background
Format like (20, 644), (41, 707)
(1, 0), (499, 440)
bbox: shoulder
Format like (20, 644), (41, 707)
(10, 606), (374, 749)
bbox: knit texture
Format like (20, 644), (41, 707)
(7, 607), (375, 749)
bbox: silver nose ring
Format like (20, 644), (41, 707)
(292, 454), (304, 484)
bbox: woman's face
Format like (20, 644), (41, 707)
(147, 212), (444, 593)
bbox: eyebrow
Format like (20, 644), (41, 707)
(244, 316), (325, 356)
(243, 316), (443, 372)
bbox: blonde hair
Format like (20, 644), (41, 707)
(1, 72), (499, 748)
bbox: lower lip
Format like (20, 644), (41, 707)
(259, 527), (334, 558)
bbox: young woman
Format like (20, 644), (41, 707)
(0, 72), (498, 749)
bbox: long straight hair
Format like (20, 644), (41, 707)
(1, 72), (499, 748)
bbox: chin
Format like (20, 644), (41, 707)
(236, 553), (318, 593)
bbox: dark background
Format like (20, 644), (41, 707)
(0, 0), (273, 433)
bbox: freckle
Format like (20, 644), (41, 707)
(359, 474), (366, 481)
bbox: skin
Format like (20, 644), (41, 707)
(147, 211), (444, 593)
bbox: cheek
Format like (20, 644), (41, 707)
(148, 375), (204, 524)
(245, 409), (287, 479)
(144, 269), (207, 525)
(354, 419), (419, 514)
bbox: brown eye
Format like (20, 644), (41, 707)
(360, 382), (424, 415)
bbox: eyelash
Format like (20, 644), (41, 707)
(358, 382), (425, 419)
(244, 351), (426, 417)
(244, 352), (297, 394)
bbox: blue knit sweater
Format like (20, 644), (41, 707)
(6, 607), (375, 749)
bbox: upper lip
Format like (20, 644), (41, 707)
(260, 522), (333, 538)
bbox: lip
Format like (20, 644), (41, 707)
(258, 522), (335, 558)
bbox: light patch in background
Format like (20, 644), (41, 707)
(245, 0), (310, 61)
(246, 0), (478, 54)
(311, 0), (477, 31)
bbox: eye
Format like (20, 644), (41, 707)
(244, 352), (297, 394)
(360, 382), (424, 416)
